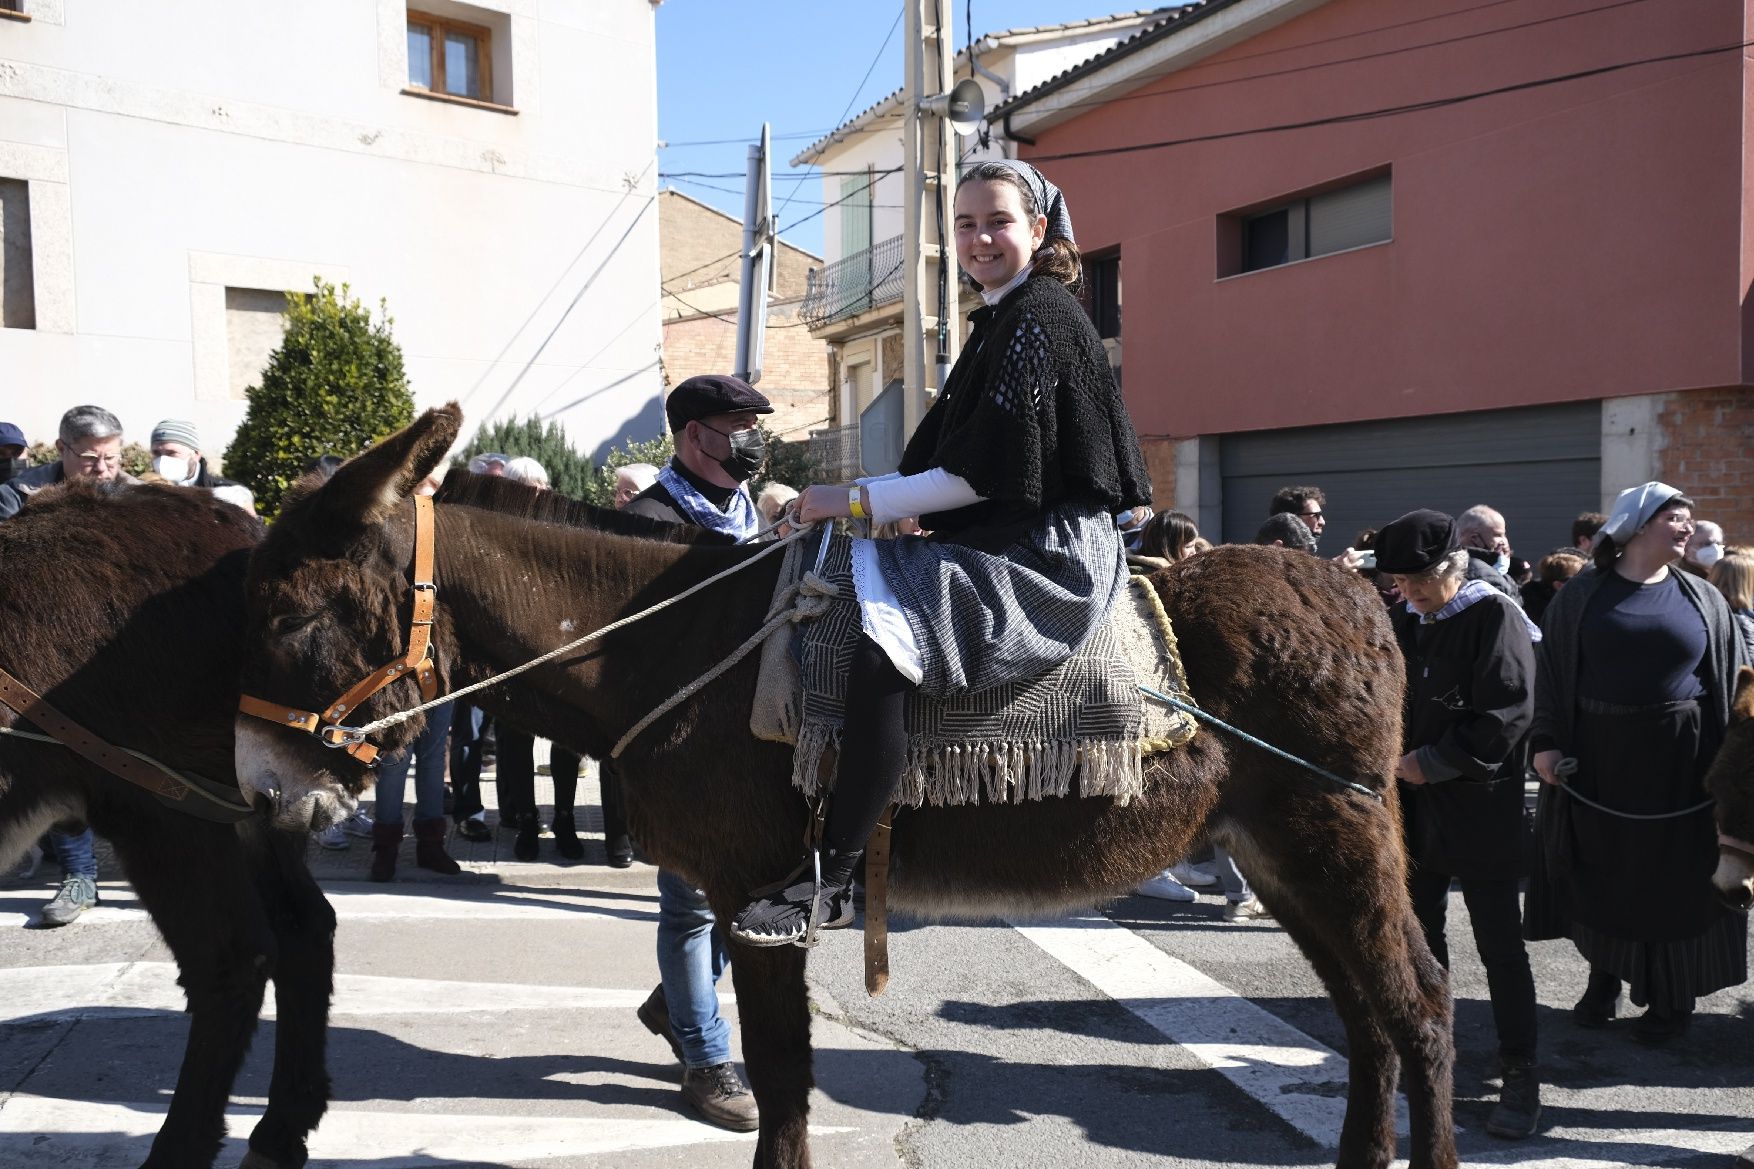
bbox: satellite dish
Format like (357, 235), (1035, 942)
(921, 78), (985, 137)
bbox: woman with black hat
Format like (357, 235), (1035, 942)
(1528, 482), (1749, 1044)
(1377, 508), (1543, 1139)
(730, 160), (1153, 946)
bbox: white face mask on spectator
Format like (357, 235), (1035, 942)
(154, 454), (195, 483)
(1694, 542), (1724, 568)
(1493, 551), (1511, 575)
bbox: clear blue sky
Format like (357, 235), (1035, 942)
(655, 1), (1145, 257)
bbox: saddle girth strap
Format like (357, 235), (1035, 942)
(863, 808), (895, 997)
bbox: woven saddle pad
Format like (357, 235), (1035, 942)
(749, 532), (1197, 808)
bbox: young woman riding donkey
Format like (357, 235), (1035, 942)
(235, 161), (1458, 1169)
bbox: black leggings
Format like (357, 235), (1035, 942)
(822, 634), (915, 876)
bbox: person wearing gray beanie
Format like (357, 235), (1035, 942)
(149, 418), (255, 511)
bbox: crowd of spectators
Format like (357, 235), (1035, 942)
(1119, 479), (1749, 1139)
(6, 400), (1749, 1145)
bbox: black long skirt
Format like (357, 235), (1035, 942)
(1525, 700), (1747, 1010)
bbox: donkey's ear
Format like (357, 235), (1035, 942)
(1732, 665), (1754, 725)
(321, 404), (462, 527)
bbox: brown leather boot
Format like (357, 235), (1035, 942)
(413, 816), (462, 875)
(369, 821), (403, 882)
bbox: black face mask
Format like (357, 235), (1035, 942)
(0, 458), (18, 486)
(702, 423), (765, 483)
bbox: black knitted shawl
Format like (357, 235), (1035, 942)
(898, 274), (1152, 532)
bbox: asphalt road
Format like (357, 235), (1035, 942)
(2, 829), (1750, 1169)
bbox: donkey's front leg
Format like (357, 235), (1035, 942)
(727, 941), (814, 1169)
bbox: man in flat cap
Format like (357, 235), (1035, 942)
(148, 419), (255, 512)
(620, 373), (771, 1131)
(622, 374), (773, 538)
(1376, 507), (1543, 1140)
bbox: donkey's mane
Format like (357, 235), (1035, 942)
(433, 468), (732, 545)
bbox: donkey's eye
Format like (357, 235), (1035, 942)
(270, 612), (319, 637)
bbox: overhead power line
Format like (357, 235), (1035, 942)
(772, 5), (906, 229)
(1028, 35), (1749, 165)
(1002, 0), (1658, 123)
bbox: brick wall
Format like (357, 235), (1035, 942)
(1656, 387), (1754, 541)
(661, 300), (830, 440)
(660, 189), (815, 301)
(1139, 435), (1179, 513)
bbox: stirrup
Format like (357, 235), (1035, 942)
(729, 846), (855, 949)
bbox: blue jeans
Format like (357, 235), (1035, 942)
(1215, 846), (1253, 901)
(656, 868), (731, 1068)
(375, 704), (454, 828)
(49, 826), (96, 880)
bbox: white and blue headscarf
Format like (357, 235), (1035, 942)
(987, 159), (1076, 246)
(657, 461), (759, 541)
(1595, 480), (1687, 548)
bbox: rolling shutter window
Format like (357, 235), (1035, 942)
(1308, 174), (1391, 258)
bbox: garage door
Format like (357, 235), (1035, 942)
(1219, 401), (1601, 559)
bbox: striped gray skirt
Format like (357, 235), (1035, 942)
(871, 500), (1127, 698)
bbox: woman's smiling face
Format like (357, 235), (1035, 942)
(954, 178), (1046, 290)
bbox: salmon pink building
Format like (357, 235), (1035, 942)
(995, 0), (1754, 551)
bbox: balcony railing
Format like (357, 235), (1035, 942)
(800, 234), (904, 327)
(807, 422), (862, 481)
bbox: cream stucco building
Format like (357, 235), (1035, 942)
(0, 0), (664, 464)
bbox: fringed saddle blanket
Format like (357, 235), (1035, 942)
(750, 531), (1198, 808)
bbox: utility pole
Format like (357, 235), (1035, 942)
(735, 122), (772, 385)
(901, 0), (959, 436)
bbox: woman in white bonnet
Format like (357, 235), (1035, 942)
(1527, 482), (1749, 1044)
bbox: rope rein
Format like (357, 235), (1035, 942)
(1138, 684), (1385, 803)
(1552, 756), (1715, 821)
(609, 567), (841, 758)
(349, 519), (818, 739)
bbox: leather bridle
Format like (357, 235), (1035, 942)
(237, 494), (438, 767)
(1721, 832), (1754, 866)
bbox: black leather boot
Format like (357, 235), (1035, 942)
(1572, 967), (1620, 1028)
(511, 811), (541, 862)
(551, 811), (584, 861)
(1486, 1060), (1540, 1138)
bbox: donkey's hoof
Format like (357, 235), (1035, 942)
(239, 1149), (297, 1169)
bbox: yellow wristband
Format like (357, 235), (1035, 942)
(848, 486), (866, 520)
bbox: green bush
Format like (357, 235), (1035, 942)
(223, 279), (414, 516)
(578, 432), (676, 506)
(754, 423), (822, 495)
(459, 415), (820, 507)
(460, 416), (627, 503)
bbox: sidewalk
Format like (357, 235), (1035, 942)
(32, 758), (640, 887)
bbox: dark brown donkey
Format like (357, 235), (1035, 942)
(235, 406), (1457, 1169)
(1709, 666), (1754, 909)
(0, 481), (334, 1169)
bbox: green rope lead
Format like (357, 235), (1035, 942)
(1138, 685), (1384, 804)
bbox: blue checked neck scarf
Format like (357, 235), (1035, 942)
(1413, 578), (1543, 642)
(657, 461), (759, 541)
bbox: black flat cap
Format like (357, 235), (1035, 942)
(666, 374), (773, 431)
(1374, 509), (1457, 575)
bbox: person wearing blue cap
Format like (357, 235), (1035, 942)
(0, 422), (24, 486)
(1528, 482), (1749, 1045)
(731, 159), (1152, 946)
